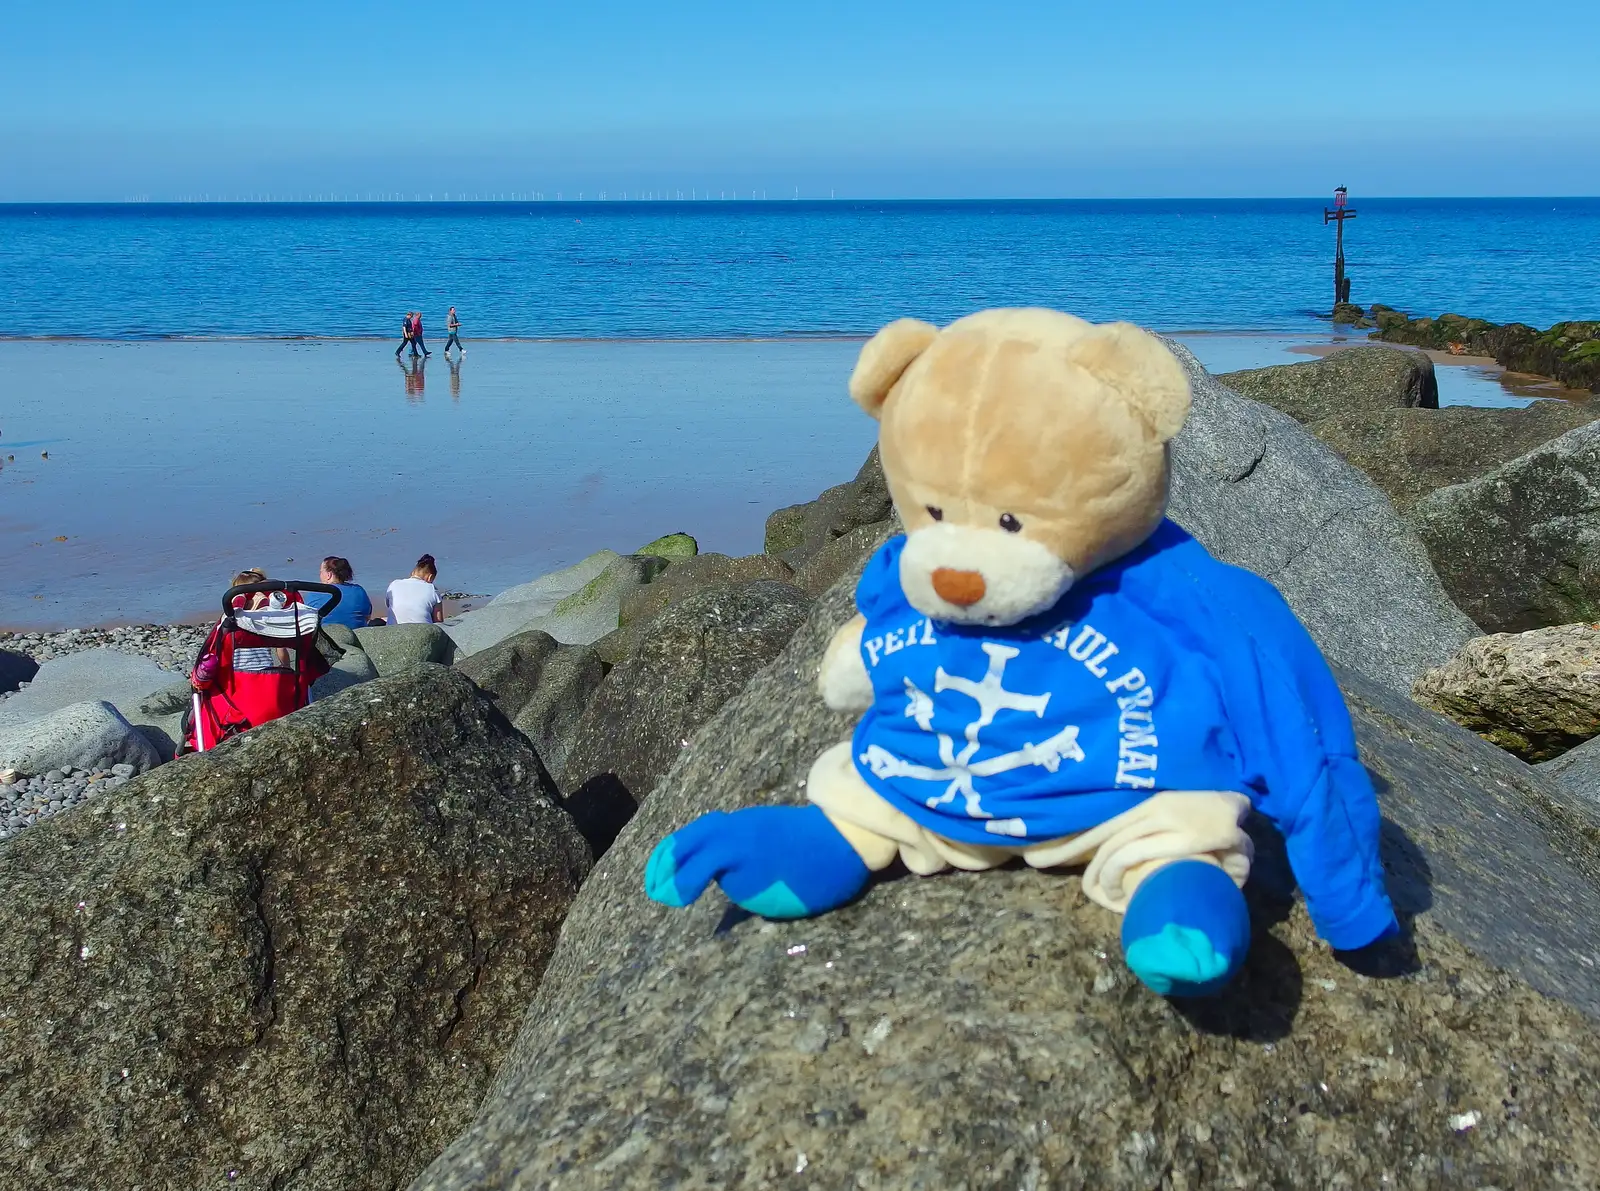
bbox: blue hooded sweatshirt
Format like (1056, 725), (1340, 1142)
(850, 520), (1396, 952)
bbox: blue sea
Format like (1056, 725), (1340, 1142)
(1, 198), (1596, 630)
(1, 198), (1597, 339)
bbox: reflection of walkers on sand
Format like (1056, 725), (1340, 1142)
(444, 306), (464, 356)
(400, 353), (426, 401)
(447, 352), (462, 400)
(387, 554), (443, 624)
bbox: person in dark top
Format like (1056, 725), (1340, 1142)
(444, 306), (464, 356)
(396, 311), (415, 358)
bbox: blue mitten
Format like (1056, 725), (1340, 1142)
(1121, 859), (1252, 998)
(645, 805), (871, 919)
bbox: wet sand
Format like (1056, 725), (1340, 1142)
(0, 333), (1561, 631)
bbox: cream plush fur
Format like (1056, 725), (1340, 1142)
(814, 308), (1249, 901)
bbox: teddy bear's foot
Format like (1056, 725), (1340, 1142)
(645, 805), (871, 919)
(1119, 860), (1251, 998)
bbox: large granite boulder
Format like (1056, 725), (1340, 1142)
(635, 532), (698, 560)
(0, 699), (162, 776)
(354, 622), (458, 675)
(0, 647), (173, 732)
(1169, 343), (1477, 692)
(0, 665), (591, 1191)
(559, 581), (812, 856)
(1218, 345), (1439, 423)
(311, 639), (379, 698)
(1412, 624), (1600, 761)
(1309, 399), (1600, 514)
(794, 517), (899, 598)
(444, 551), (619, 657)
(455, 630), (604, 777)
(412, 569), (1600, 1190)
(1413, 419), (1600, 632)
(1540, 734), (1600, 805)
(128, 679), (192, 760)
(764, 446), (892, 569)
(618, 553), (796, 630)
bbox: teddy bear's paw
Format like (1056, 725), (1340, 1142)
(643, 806), (871, 919)
(1124, 925), (1237, 997)
(1119, 859), (1251, 998)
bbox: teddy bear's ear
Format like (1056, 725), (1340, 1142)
(849, 318), (939, 418)
(1067, 322), (1192, 443)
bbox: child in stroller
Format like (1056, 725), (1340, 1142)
(182, 577), (344, 754)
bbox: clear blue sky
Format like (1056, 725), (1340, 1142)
(3, 0), (1596, 200)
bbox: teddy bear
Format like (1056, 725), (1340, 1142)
(646, 308), (1398, 998)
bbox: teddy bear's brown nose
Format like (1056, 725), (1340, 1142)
(932, 568), (986, 606)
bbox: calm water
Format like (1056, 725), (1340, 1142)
(1, 199), (1597, 339)
(0, 334), (1546, 629)
(2, 199), (1595, 628)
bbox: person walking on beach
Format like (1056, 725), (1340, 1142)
(386, 554), (443, 624)
(395, 311), (415, 358)
(410, 311), (431, 357)
(443, 306), (464, 356)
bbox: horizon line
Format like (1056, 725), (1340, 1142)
(3, 194), (1599, 206)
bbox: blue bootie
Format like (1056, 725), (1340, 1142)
(1121, 860), (1251, 998)
(645, 805), (871, 919)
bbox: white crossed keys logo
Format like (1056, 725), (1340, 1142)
(858, 641), (1085, 823)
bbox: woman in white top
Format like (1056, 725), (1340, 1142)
(386, 554), (444, 624)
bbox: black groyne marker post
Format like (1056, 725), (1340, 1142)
(1324, 186), (1358, 309)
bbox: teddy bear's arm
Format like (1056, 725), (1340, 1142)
(818, 613), (874, 712)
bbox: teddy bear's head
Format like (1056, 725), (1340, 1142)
(850, 307), (1191, 627)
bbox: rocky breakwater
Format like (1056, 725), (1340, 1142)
(414, 561), (1600, 1190)
(0, 665), (591, 1191)
(1371, 307), (1600, 394)
(1219, 345), (1600, 517)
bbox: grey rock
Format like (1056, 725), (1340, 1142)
(1309, 399), (1600, 514)
(455, 630), (605, 777)
(1540, 733), (1600, 805)
(312, 642), (379, 699)
(764, 445), (892, 569)
(793, 517), (899, 598)
(618, 552), (796, 629)
(353, 622), (458, 676)
(0, 700), (162, 777)
(1218, 344), (1439, 423)
(1167, 342), (1477, 692)
(1412, 623), (1600, 761)
(0, 666), (591, 1191)
(413, 569), (1600, 1191)
(0, 647), (173, 732)
(446, 551), (666, 657)
(559, 580), (812, 856)
(0, 649), (38, 694)
(127, 678), (195, 761)
(1412, 419), (1600, 632)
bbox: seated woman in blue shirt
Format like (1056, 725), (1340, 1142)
(305, 555), (374, 630)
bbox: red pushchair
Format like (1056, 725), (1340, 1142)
(182, 579), (343, 754)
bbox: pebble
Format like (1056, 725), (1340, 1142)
(0, 622), (209, 675)
(0, 765), (131, 843)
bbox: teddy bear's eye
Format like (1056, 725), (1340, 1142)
(999, 513), (1022, 533)
(926, 506), (943, 521)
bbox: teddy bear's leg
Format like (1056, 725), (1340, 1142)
(645, 805), (873, 919)
(1119, 859), (1251, 998)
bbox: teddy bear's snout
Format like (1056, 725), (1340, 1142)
(931, 568), (987, 607)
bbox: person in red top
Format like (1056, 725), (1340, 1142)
(409, 311), (431, 357)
